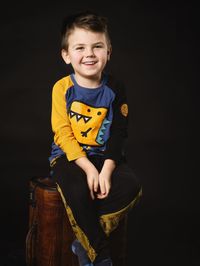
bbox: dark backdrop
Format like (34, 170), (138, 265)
(0, 1), (198, 265)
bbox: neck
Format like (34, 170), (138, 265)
(74, 74), (102, 89)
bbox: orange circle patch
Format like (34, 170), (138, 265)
(120, 103), (128, 117)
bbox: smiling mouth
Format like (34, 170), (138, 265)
(82, 61), (97, 65)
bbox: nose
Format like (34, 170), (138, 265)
(85, 47), (95, 57)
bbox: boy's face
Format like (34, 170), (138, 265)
(62, 27), (111, 85)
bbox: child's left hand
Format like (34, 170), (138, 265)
(96, 159), (115, 199)
(96, 172), (111, 199)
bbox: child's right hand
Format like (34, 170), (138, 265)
(85, 168), (99, 200)
(75, 157), (99, 200)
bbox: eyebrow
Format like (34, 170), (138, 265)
(72, 42), (105, 48)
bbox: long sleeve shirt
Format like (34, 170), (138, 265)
(49, 73), (129, 164)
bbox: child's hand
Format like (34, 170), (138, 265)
(97, 172), (111, 199)
(75, 157), (99, 200)
(96, 159), (116, 199)
(86, 168), (99, 200)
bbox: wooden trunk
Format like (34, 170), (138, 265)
(26, 177), (127, 266)
(26, 177), (78, 266)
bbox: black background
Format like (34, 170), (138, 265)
(0, 1), (198, 265)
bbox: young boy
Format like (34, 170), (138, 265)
(49, 10), (142, 266)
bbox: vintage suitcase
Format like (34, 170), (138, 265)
(26, 176), (127, 266)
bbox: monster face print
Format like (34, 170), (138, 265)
(69, 101), (111, 146)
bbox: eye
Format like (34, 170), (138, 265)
(87, 109), (91, 112)
(97, 111), (101, 116)
(94, 44), (103, 48)
(76, 46), (84, 50)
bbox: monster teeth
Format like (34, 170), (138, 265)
(70, 111), (75, 118)
(76, 114), (82, 121)
(83, 116), (91, 123)
(70, 110), (91, 123)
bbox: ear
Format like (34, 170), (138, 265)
(61, 49), (71, 64)
(107, 46), (112, 61)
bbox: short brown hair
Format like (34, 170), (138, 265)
(61, 10), (111, 50)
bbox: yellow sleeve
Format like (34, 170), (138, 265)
(51, 78), (86, 161)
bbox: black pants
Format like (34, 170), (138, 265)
(51, 155), (141, 264)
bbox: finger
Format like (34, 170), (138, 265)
(91, 180), (96, 200)
(93, 177), (99, 192)
(98, 182), (110, 199)
(105, 181), (111, 196)
(90, 189), (95, 200)
(99, 180), (106, 195)
(97, 193), (107, 199)
(87, 180), (95, 200)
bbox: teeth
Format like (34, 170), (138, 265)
(84, 62), (95, 64)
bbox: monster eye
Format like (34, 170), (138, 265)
(87, 109), (91, 112)
(97, 111), (101, 116)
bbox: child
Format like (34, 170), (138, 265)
(49, 10), (142, 266)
